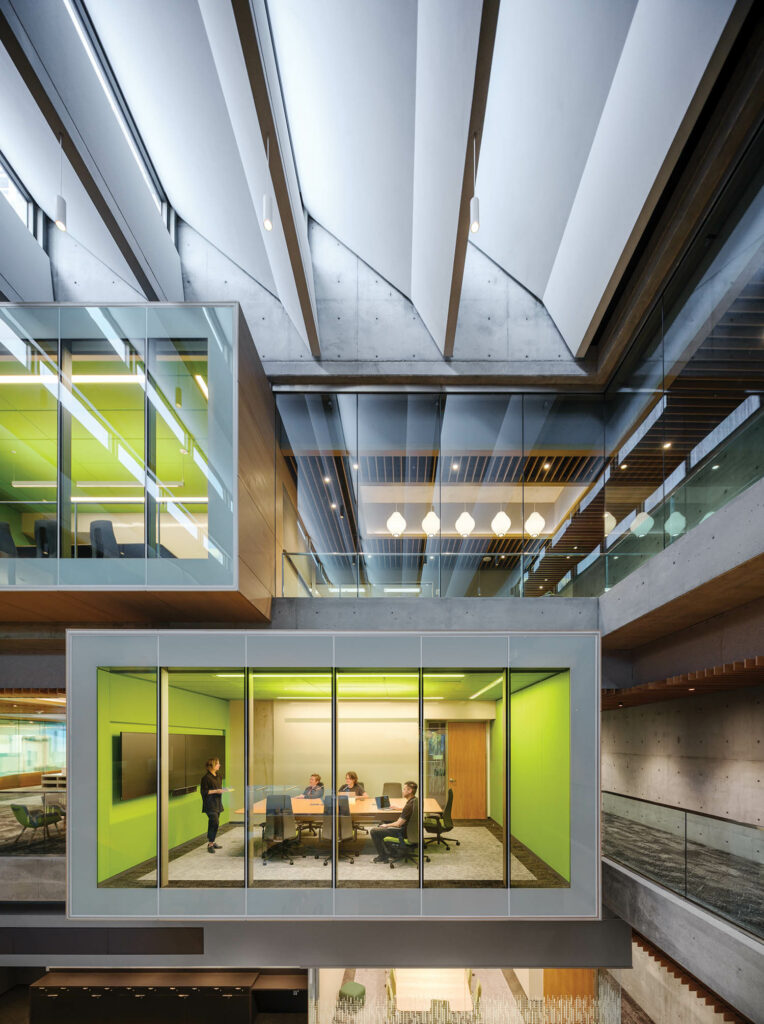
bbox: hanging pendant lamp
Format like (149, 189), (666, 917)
(491, 510), (511, 537)
(386, 509), (406, 538)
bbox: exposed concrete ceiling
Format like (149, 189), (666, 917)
(0, 0), (748, 374)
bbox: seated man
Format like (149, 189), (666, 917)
(303, 773), (325, 798)
(370, 780), (417, 863)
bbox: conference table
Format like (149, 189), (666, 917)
(246, 795), (441, 822)
(393, 968), (472, 1012)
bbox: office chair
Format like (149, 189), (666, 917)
(262, 795), (301, 865)
(382, 781), (403, 798)
(312, 797), (334, 866)
(0, 523), (17, 584)
(34, 519), (57, 558)
(383, 798), (430, 868)
(351, 781), (372, 837)
(90, 520), (121, 558)
(336, 795), (357, 863)
(424, 787), (460, 850)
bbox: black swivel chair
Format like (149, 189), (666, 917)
(382, 782), (403, 799)
(336, 795), (357, 863)
(424, 787), (460, 850)
(383, 797), (430, 868)
(34, 519), (57, 557)
(313, 796), (334, 867)
(262, 795), (301, 865)
(90, 519), (121, 558)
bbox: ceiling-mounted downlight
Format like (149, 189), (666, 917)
(263, 135), (273, 231)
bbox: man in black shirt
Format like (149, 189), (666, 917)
(370, 781), (417, 863)
(200, 757), (232, 853)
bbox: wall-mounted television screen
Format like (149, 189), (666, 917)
(119, 731), (225, 801)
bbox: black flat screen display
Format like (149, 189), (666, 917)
(119, 731), (225, 801)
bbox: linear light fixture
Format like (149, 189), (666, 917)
(0, 375), (57, 384)
(71, 373), (145, 384)
(194, 374), (209, 400)
(76, 480), (181, 488)
(62, 0), (161, 211)
(11, 480), (56, 488)
(469, 676), (503, 699)
(263, 136), (273, 231)
(469, 133), (479, 233)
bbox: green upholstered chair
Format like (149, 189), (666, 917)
(383, 798), (430, 868)
(10, 802), (64, 845)
(424, 787), (459, 850)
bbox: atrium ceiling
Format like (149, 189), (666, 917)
(0, 0), (750, 375)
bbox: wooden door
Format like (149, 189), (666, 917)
(446, 721), (486, 818)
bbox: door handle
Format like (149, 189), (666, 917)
(449, 778), (455, 783)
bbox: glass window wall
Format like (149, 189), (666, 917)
(0, 305), (236, 588)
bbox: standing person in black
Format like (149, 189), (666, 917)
(201, 757), (230, 854)
(370, 781), (417, 863)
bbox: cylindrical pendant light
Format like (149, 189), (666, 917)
(469, 133), (479, 233)
(263, 135), (273, 231)
(55, 134), (67, 232)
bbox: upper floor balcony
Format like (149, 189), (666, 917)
(0, 303), (276, 622)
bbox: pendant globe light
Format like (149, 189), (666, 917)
(386, 509), (406, 538)
(455, 510), (475, 537)
(630, 511), (654, 537)
(524, 510), (545, 538)
(421, 509), (440, 537)
(603, 511), (616, 536)
(664, 510), (686, 538)
(491, 510), (511, 537)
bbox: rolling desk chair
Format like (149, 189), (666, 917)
(90, 520), (121, 558)
(34, 519), (57, 557)
(424, 787), (460, 850)
(313, 797), (334, 866)
(382, 781), (403, 798)
(262, 795), (301, 865)
(336, 795), (357, 863)
(0, 523), (17, 584)
(383, 798), (430, 868)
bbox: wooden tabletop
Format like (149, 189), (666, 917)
(393, 969), (472, 1012)
(244, 796), (441, 818)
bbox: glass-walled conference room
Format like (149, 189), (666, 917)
(69, 631), (598, 919)
(0, 304), (235, 587)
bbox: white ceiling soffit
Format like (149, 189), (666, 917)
(198, 0), (317, 353)
(0, 42), (141, 297)
(85, 0), (276, 297)
(0, 188), (53, 300)
(476, 0), (739, 358)
(1, 0), (182, 301)
(474, 0), (637, 304)
(268, 0), (418, 298)
(412, 0), (483, 351)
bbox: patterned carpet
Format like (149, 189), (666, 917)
(0, 801), (66, 857)
(603, 811), (764, 937)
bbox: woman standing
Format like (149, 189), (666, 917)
(200, 757), (230, 853)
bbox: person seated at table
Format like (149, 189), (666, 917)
(370, 780), (416, 863)
(338, 771), (366, 797)
(303, 773), (325, 798)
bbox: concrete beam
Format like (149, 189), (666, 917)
(268, 596), (599, 633)
(600, 478), (764, 649)
(603, 859), (764, 1023)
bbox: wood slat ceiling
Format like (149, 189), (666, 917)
(601, 656), (764, 709)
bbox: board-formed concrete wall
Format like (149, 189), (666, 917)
(602, 685), (764, 826)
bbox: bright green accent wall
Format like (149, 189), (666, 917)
(97, 671), (233, 884)
(489, 690), (505, 826)
(510, 671), (570, 881)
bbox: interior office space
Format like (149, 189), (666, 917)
(1, 1), (763, 1023)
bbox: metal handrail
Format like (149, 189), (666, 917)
(602, 790), (760, 832)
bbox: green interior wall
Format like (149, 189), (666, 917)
(97, 671), (233, 884)
(510, 671), (570, 881)
(489, 689), (505, 826)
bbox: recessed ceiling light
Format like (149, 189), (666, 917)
(688, 687), (695, 692)
(179, 447), (188, 455)
(543, 462), (551, 470)
(451, 462), (460, 471)
(618, 702), (624, 708)
(323, 476), (330, 484)
(352, 463), (359, 470)
(330, 503), (337, 510)
(712, 464), (720, 470)
(663, 441), (672, 449)
(620, 463), (628, 470)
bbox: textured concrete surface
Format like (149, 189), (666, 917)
(48, 226), (144, 303)
(603, 860), (764, 1024)
(602, 685), (764, 825)
(0, 856), (65, 901)
(268, 596), (599, 633)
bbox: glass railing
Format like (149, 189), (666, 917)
(602, 791), (763, 939)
